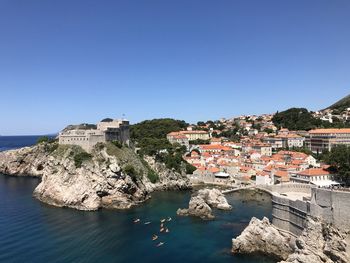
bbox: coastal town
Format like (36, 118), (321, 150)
(166, 111), (350, 189)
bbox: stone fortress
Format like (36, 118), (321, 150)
(59, 118), (130, 152)
(258, 183), (350, 236)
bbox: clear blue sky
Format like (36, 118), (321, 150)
(0, 0), (349, 135)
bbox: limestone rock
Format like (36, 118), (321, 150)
(197, 188), (232, 210)
(280, 217), (350, 263)
(232, 216), (350, 263)
(177, 188), (231, 220)
(232, 217), (294, 260)
(142, 156), (191, 192)
(0, 144), (50, 177)
(177, 195), (214, 220)
(0, 143), (189, 211)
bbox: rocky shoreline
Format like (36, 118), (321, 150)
(232, 216), (350, 263)
(0, 142), (191, 211)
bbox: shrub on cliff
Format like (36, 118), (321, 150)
(111, 140), (123, 148)
(37, 136), (57, 144)
(147, 170), (159, 183)
(74, 152), (92, 168)
(123, 164), (138, 181)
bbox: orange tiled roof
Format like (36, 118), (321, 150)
(274, 170), (288, 177)
(297, 168), (331, 177)
(208, 167), (220, 173)
(309, 128), (350, 134)
(200, 145), (232, 151)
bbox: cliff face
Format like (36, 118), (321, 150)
(232, 216), (350, 263)
(280, 217), (350, 263)
(232, 217), (294, 260)
(0, 142), (191, 211)
(0, 144), (50, 177)
(143, 156), (190, 191)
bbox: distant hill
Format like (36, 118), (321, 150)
(272, 108), (322, 131)
(326, 94), (350, 112)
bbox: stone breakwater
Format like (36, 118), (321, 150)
(0, 143), (191, 211)
(177, 188), (232, 220)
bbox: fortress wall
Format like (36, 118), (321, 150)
(272, 195), (307, 236)
(310, 188), (350, 229)
(271, 186), (350, 236)
(269, 183), (311, 194)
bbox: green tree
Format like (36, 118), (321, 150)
(323, 145), (350, 185)
(185, 163), (197, 174)
(37, 136), (50, 144)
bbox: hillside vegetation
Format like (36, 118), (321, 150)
(272, 108), (350, 130)
(130, 118), (195, 174)
(130, 118), (188, 156)
(327, 94), (350, 112)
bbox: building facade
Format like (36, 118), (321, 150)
(59, 118), (130, 152)
(167, 130), (210, 144)
(306, 128), (350, 153)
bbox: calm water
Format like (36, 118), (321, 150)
(0, 137), (275, 263)
(0, 135), (50, 151)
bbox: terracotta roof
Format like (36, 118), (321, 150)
(274, 170), (288, 177)
(172, 135), (188, 139)
(309, 128), (350, 134)
(200, 145), (232, 151)
(208, 167), (220, 173)
(297, 168), (331, 177)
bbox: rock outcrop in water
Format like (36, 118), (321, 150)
(0, 142), (191, 211)
(177, 188), (232, 220)
(232, 217), (294, 260)
(232, 216), (350, 263)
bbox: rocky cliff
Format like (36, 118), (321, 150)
(232, 216), (350, 263)
(232, 217), (294, 260)
(0, 142), (191, 211)
(280, 217), (350, 263)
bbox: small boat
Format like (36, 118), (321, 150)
(160, 223), (164, 228)
(156, 242), (164, 247)
(144, 221), (151, 225)
(165, 228), (169, 233)
(152, 235), (158, 241)
(133, 219), (140, 223)
(160, 227), (165, 233)
(160, 218), (166, 223)
(167, 217), (172, 222)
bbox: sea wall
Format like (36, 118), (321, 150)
(272, 195), (308, 236)
(310, 188), (350, 229)
(266, 185), (350, 236)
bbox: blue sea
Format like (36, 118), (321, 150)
(0, 136), (275, 263)
(0, 135), (54, 152)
